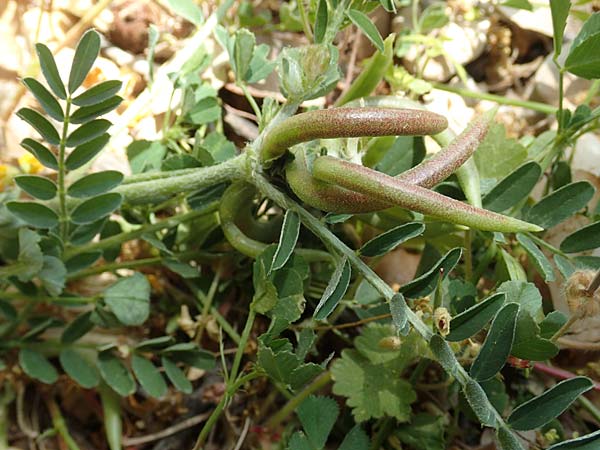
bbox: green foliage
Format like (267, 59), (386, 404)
(564, 12), (600, 79)
(332, 325), (422, 422)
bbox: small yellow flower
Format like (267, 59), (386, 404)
(18, 153), (43, 174)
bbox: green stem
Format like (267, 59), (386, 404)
(525, 232), (568, 258)
(196, 266), (222, 342)
(47, 398), (81, 450)
(0, 387), (14, 450)
(551, 314), (580, 343)
(312, 156), (542, 232)
(99, 384), (122, 450)
(229, 308), (257, 383)
(578, 395), (600, 423)
(114, 154), (245, 205)
(260, 107), (448, 163)
(464, 229), (473, 280)
(240, 84), (262, 121)
(297, 0), (313, 41)
(370, 417), (395, 450)
(67, 257), (163, 280)
(58, 98), (72, 242)
(432, 83), (557, 115)
(265, 371), (332, 429)
(64, 203), (219, 259)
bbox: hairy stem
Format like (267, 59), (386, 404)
(115, 154), (245, 204)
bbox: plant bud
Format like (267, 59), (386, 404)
(433, 307), (451, 336)
(564, 270), (600, 318)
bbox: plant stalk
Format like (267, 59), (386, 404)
(432, 83), (557, 115)
(58, 98), (72, 242)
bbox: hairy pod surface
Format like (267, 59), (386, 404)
(286, 109), (494, 214)
(312, 156), (543, 233)
(260, 107), (448, 162)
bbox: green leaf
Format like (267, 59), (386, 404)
(338, 425), (370, 450)
(497, 281), (542, 318)
(65, 133), (110, 170)
(446, 293), (506, 342)
(68, 171), (123, 198)
(258, 342), (301, 385)
(65, 252), (101, 273)
(359, 222), (424, 257)
(163, 346), (215, 370)
(526, 181), (595, 229)
(482, 162), (541, 212)
(548, 429), (600, 449)
(560, 221), (600, 253)
(161, 356), (192, 394)
(554, 254), (575, 279)
(20, 138), (58, 169)
(98, 352), (136, 396)
(68, 29), (101, 94)
(288, 433), (312, 450)
(19, 348), (58, 384)
(22, 78), (64, 121)
(429, 335), (460, 378)
(508, 377), (594, 430)
(132, 354), (167, 398)
(14, 175), (57, 200)
(347, 9), (384, 53)
(516, 233), (555, 282)
(233, 28), (255, 82)
(39, 255), (66, 296)
(498, 249), (527, 281)
(565, 12), (600, 79)
(136, 336), (174, 351)
(540, 310), (568, 339)
(314, 258), (351, 320)
(70, 193), (122, 224)
(511, 310), (559, 361)
(418, 3), (449, 32)
(390, 293), (409, 335)
(35, 43), (66, 99)
(502, 0), (533, 10)
(7, 201), (59, 228)
(497, 426), (526, 450)
(470, 303), (519, 381)
(14, 228), (43, 282)
(104, 272), (150, 326)
(59, 349), (99, 388)
(463, 378), (497, 427)
(331, 326), (420, 422)
(400, 248), (462, 298)
(16, 108), (60, 146)
(397, 413), (446, 450)
(550, 0), (571, 58)
(61, 311), (94, 343)
(66, 119), (111, 147)
(72, 80), (122, 106)
(70, 96), (123, 124)
(297, 396), (339, 449)
(272, 210), (300, 271)
(164, 0), (203, 26)
(314, 0), (328, 44)
(474, 123), (527, 180)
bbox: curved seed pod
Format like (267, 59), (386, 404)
(260, 107), (448, 163)
(312, 156), (543, 233)
(286, 109), (494, 214)
(346, 96), (483, 207)
(219, 181), (332, 261)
